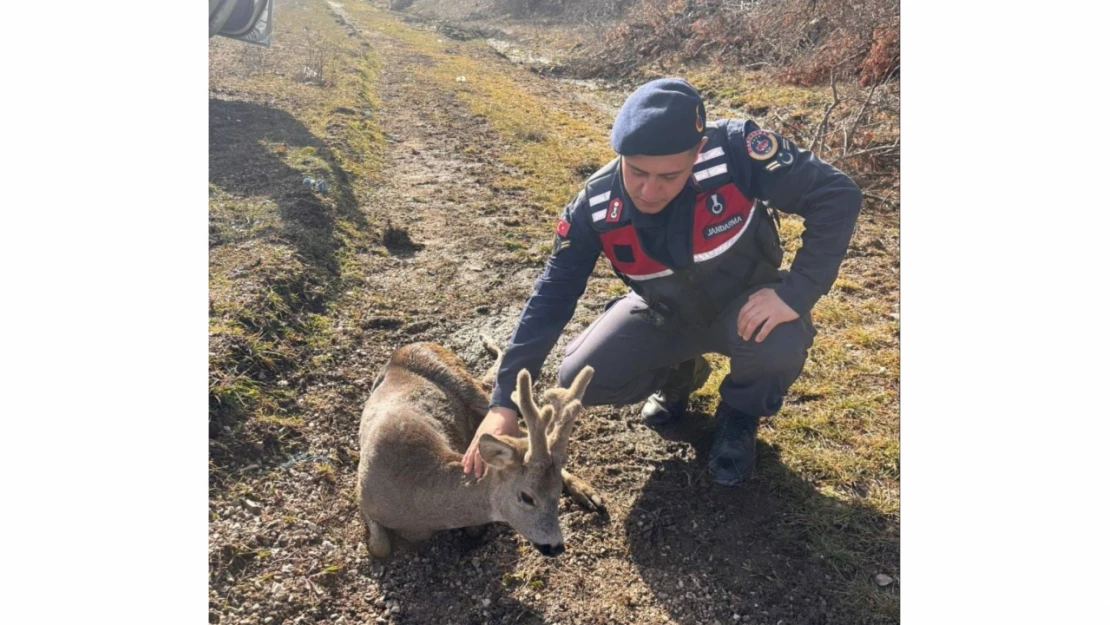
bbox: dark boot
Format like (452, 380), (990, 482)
(641, 356), (711, 427)
(709, 404), (760, 486)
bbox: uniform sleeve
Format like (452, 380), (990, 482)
(725, 119), (863, 316)
(489, 192), (603, 412)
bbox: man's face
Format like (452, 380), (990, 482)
(620, 137), (708, 214)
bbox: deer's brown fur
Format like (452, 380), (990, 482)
(357, 341), (604, 559)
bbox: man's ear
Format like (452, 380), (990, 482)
(478, 434), (519, 470)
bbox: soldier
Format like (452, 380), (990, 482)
(463, 78), (862, 485)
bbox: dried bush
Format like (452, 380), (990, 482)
(301, 44), (332, 86)
(238, 44), (271, 77)
(576, 0), (899, 87)
(483, 0), (634, 21)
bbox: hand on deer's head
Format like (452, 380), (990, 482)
(477, 366), (594, 557)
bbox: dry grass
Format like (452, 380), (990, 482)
(210, 2), (899, 622)
(350, 3), (613, 220)
(371, 5), (899, 609)
(568, 0), (899, 88)
(372, 0), (900, 575)
(208, 1), (386, 455)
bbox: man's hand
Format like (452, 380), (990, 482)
(737, 288), (800, 343)
(462, 407), (521, 478)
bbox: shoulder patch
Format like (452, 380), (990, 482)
(763, 136), (796, 172)
(605, 198), (624, 223)
(584, 158), (620, 224)
(552, 233), (571, 255)
(556, 218), (571, 237)
(763, 150), (795, 172)
(552, 218), (572, 256)
(746, 130), (778, 161)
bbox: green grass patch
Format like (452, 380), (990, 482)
(276, 8), (902, 620)
(347, 3), (613, 234)
(209, 3), (386, 440)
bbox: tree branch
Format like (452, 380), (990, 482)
(829, 138), (900, 165)
(843, 80), (881, 158)
(809, 72), (841, 156)
(862, 191), (898, 209)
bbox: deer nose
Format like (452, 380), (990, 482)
(534, 542), (564, 558)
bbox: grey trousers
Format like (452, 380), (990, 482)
(556, 288), (816, 418)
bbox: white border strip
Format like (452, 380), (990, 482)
(624, 268), (674, 281)
(692, 212), (754, 263)
(589, 190), (611, 206)
(695, 146), (725, 164)
(693, 163), (728, 181)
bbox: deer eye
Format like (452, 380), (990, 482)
(519, 492), (535, 507)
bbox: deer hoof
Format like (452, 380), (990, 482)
(367, 520), (393, 559)
(563, 471), (607, 515)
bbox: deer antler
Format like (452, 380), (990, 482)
(548, 399), (583, 467)
(543, 388), (566, 427)
(543, 366), (593, 464)
(544, 365), (595, 420)
(511, 368), (551, 466)
(567, 366), (594, 402)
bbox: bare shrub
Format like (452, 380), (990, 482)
(485, 0), (634, 20)
(766, 2), (900, 87)
(576, 0), (899, 87)
(239, 44), (271, 77)
(563, 0), (637, 23)
(802, 72), (900, 206)
(301, 44), (332, 86)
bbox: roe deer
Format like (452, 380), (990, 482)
(357, 341), (605, 559)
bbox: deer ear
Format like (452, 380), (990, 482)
(478, 434), (518, 469)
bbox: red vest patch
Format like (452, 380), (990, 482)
(691, 184), (754, 262)
(595, 183), (755, 281)
(597, 225), (671, 280)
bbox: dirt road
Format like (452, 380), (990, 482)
(209, 2), (900, 624)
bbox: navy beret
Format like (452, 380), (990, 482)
(610, 78), (706, 156)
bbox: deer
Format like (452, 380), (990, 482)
(357, 340), (605, 559)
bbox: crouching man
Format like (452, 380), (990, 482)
(463, 78), (862, 486)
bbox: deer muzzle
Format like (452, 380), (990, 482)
(533, 541), (565, 558)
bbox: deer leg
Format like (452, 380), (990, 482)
(366, 519), (393, 560)
(561, 468), (607, 515)
(479, 337), (503, 389)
